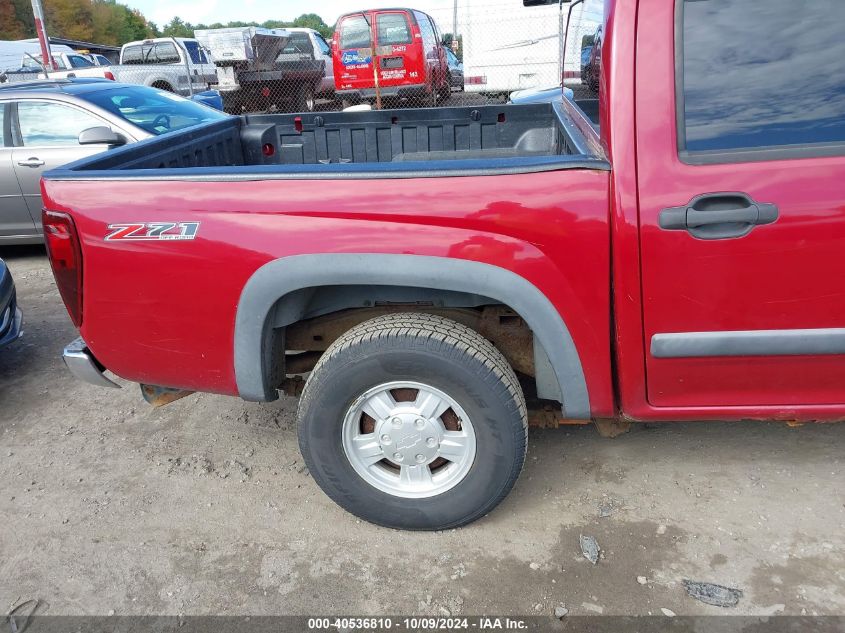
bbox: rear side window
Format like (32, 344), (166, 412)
(67, 55), (94, 68)
(340, 15), (371, 50)
(282, 32), (314, 55)
(679, 0), (845, 156)
(377, 13), (412, 46)
(121, 45), (144, 64)
(154, 42), (180, 63)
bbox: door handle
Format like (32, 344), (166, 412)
(659, 192), (778, 240)
(17, 157), (45, 168)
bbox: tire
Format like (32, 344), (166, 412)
(297, 313), (528, 530)
(438, 78), (451, 103)
(588, 68), (599, 94)
(295, 83), (316, 112)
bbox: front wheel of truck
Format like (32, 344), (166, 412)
(297, 313), (528, 530)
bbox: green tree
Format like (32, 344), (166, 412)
(1, 0), (155, 45)
(259, 19), (287, 30)
(11, 0), (35, 38)
(121, 7), (154, 40)
(0, 0), (27, 39)
(161, 16), (194, 38)
(290, 13), (331, 39)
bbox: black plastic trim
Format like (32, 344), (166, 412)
(45, 156), (609, 182)
(235, 254), (592, 418)
(652, 328), (845, 359)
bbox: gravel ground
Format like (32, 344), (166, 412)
(1, 246), (844, 617)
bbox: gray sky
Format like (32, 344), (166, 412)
(123, 0), (603, 33)
(126, 0), (463, 28)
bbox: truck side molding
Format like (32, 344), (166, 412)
(235, 254), (591, 419)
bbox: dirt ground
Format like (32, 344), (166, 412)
(1, 246), (844, 618)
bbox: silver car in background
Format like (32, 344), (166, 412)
(0, 78), (227, 245)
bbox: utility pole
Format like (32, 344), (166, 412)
(452, 0), (458, 44)
(361, 12), (381, 109)
(30, 0), (56, 71)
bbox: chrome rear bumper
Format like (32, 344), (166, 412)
(62, 337), (121, 389)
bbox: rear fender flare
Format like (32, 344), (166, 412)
(234, 254), (591, 419)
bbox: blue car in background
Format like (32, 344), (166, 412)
(191, 89), (224, 110)
(0, 260), (22, 349)
(508, 85), (574, 104)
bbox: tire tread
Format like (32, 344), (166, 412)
(298, 312), (528, 530)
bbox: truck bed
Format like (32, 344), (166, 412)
(48, 101), (607, 180)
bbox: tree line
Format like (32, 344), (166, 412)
(159, 14), (333, 40)
(1, 0), (153, 45)
(0, 0), (332, 47)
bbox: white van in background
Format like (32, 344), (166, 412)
(457, 0), (602, 95)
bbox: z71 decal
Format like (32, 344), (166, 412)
(105, 222), (200, 241)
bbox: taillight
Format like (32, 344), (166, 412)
(43, 210), (83, 327)
(103, 71), (115, 81)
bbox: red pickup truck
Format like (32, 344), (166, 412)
(42, 0), (845, 530)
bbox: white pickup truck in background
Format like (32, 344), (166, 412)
(21, 51), (114, 79)
(195, 26), (332, 112)
(111, 37), (218, 96)
(0, 38), (216, 96)
(0, 42), (114, 82)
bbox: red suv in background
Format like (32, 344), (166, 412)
(332, 8), (450, 106)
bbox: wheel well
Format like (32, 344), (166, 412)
(268, 284), (562, 405)
(234, 254), (590, 418)
(151, 80), (174, 92)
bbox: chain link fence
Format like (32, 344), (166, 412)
(210, 0), (603, 113)
(0, 0), (602, 113)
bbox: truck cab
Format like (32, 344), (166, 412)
(41, 0), (845, 531)
(19, 52), (115, 81)
(283, 28), (335, 97)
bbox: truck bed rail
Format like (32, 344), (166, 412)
(46, 101), (608, 181)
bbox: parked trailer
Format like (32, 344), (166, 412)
(195, 27), (324, 113)
(459, 0), (601, 95)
